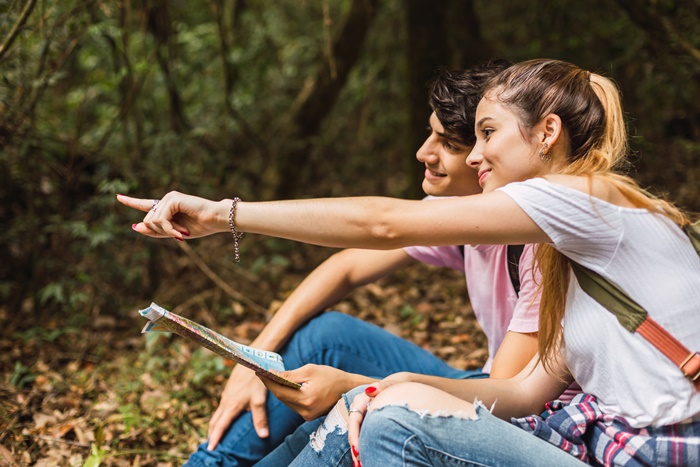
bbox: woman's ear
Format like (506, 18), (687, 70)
(540, 113), (563, 148)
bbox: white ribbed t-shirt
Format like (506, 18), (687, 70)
(499, 178), (700, 428)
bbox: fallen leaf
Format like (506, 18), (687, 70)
(0, 443), (14, 465)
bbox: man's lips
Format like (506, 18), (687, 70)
(424, 168), (446, 180)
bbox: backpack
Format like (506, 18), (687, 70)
(570, 220), (700, 390)
(459, 244), (524, 296)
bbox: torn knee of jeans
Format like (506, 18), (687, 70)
(367, 398), (490, 421)
(309, 403), (348, 452)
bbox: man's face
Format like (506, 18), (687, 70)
(416, 112), (481, 197)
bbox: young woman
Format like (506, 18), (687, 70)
(120, 58), (700, 466)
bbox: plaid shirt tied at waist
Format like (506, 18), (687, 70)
(511, 393), (700, 466)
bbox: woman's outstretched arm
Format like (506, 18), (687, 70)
(117, 190), (549, 249)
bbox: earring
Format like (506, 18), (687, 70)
(539, 142), (551, 163)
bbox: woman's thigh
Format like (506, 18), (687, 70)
(360, 405), (585, 467)
(358, 385), (585, 467)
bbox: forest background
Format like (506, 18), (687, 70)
(1, 0), (699, 465)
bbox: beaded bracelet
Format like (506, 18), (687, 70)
(229, 197), (243, 262)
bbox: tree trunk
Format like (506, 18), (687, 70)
(403, 0), (491, 198)
(270, 0), (380, 198)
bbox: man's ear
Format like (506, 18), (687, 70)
(540, 113), (563, 148)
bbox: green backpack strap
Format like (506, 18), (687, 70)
(568, 222), (700, 389)
(572, 218), (700, 331)
(569, 261), (647, 332)
(683, 220), (700, 256)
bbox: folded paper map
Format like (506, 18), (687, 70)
(139, 303), (300, 389)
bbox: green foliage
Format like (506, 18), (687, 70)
(13, 325), (75, 343)
(400, 304), (424, 327)
(9, 361), (36, 388)
(189, 349), (228, 386)
(118, 402), (147, 434)
(83, 442), (106, 467)
(0, 0), (698, 348)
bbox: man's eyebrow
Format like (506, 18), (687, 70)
(437, 131), (467, 147)
(428, 119), (451, 140)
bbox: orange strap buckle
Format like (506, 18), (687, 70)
(680, 352), (700, 382)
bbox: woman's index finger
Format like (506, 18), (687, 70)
(116, 194), (154, 213)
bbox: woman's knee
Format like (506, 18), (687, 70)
(370, 382), (477, 418)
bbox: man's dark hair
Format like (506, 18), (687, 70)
(428, 59), (512, 147)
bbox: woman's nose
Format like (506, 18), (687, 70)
(466, 146), (482, 168)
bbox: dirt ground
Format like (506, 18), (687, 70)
(1, 238), (487, 466)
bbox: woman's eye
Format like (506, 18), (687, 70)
(482, 129), (494, 138)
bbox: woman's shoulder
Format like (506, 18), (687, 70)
(540, 174), (636, 208)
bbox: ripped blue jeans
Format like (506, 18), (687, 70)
(260, 384), (586, 467)
(258, 385), (370, 467)
(354, 404), (586, 466)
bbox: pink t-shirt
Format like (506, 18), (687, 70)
(403, 243), (540, 373)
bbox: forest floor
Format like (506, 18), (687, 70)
(0, 237), (487, 466)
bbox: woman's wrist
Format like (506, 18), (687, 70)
(345, 373), (377, 391)
(386, 372), (414, 383)
(216, 199), (236, 231)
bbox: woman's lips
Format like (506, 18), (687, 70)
(478, 169), (490, 186)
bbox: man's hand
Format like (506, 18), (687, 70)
(207, 365), (270, 451)
(262, 364), (375, 421)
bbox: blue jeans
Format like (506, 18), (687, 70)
(357, 404), (587, 466)
(278, 391), (585, 467)
(185, 312), (481, 467)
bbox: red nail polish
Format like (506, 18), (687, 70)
(365, 385), (377, 395)
(132, 224), (137, 230)
(117, 194), (124, 197)
(182, 231), (190, 237)
(352, 445), (359, 457)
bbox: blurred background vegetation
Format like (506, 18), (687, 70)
(1, 0), (699, 465)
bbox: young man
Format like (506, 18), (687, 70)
(182, 60), (541, 467)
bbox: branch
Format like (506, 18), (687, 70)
(658, 16), (700, 64)
(0, 0), (38, 64)
(177, 241), (269, 319)
(210, 0), (269, 154)
(615, 0), (700, 67)
(322, 0), (338, 80)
